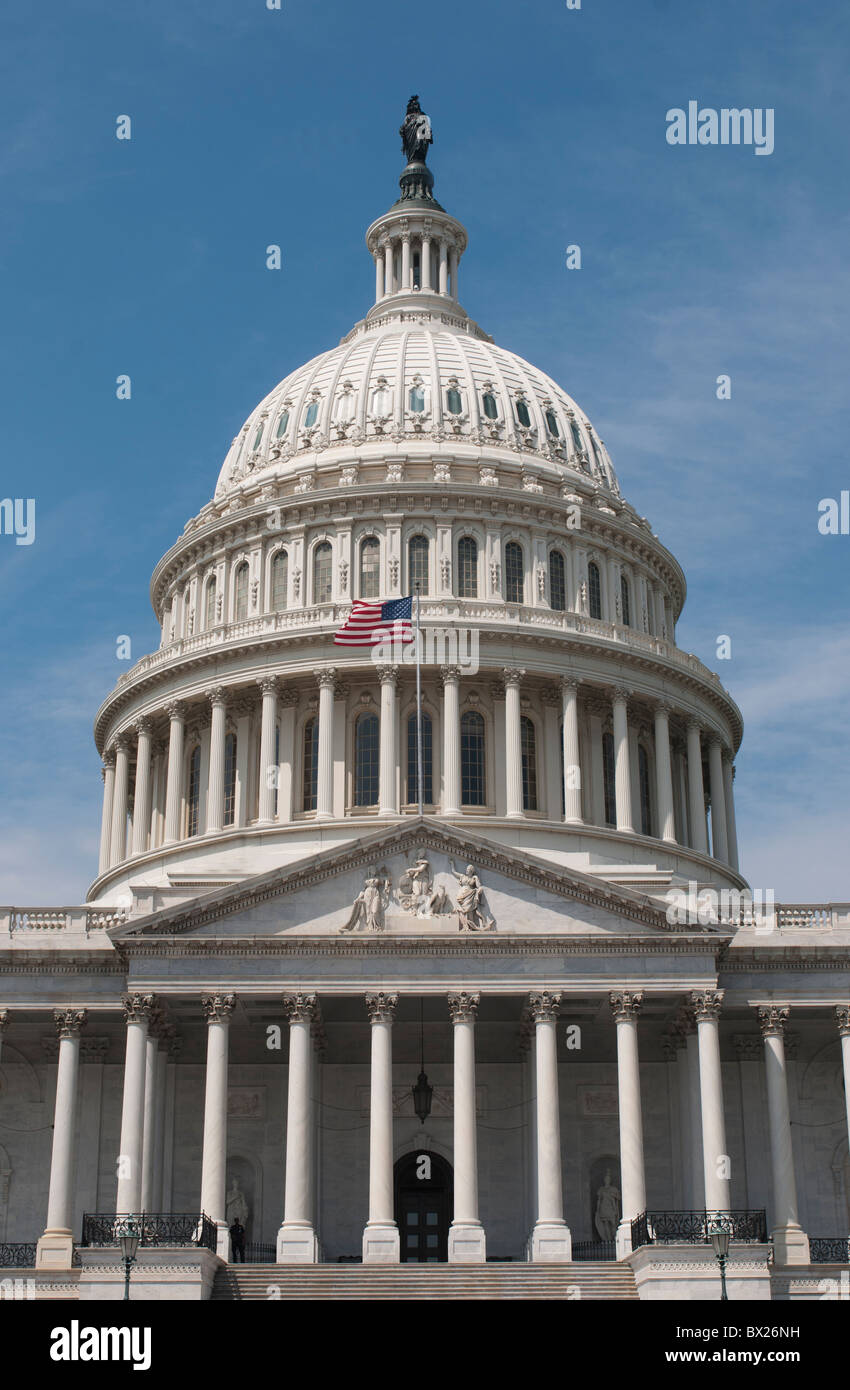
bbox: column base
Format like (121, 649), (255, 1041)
(362, 1221), (400, 1264)
(615, 1219), (634, 1259)
(530, 1221), (572, 1262)
(276, 1222), (319, 1264)
(771, 1223), (811, 1265)
(36, 1229), (75, 1269)
(448, 1221), (487, 1263)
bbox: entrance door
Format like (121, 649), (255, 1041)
(395, 1151), (452, 1263)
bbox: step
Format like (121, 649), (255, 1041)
(211, 1262), (639, 1300)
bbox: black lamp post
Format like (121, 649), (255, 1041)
(709, 1223), (730, 1301)
(411, 1001), (433, 1124)
(115, 1215), (141, 1301)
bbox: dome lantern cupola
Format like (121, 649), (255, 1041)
(365, 95), (470, 325)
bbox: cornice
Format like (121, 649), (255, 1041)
(118, 934), (727, 959)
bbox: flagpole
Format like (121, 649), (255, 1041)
(415, 585), (423, 818)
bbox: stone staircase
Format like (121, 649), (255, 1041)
(212, 1261), (638, 1300)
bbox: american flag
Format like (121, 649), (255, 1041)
(333, 596), (414, 647)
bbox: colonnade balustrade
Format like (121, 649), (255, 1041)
(96, 667), (740, 876)
(29, 992), (848, 1268)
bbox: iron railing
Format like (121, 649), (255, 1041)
(572, 1239), (616, 1261)
(81, 1213), (217, 1252)
(810, 1237), (850, 1263)
(0, 1243), (36, 1268)
(236, 1242), (276, 1264)
(631, 1209), (767, 1251)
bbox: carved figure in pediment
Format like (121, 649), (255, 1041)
(398, 855), (451, 918)
(340, 866), (391, 933)
(450, 862), (495, 932)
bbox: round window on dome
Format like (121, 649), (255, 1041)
(275, 410), (290, 439)
(516, 399), (531, 428)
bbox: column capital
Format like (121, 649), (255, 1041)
(316, 666), (338, 691)
(835, 1005), (850, 1038)
(113, 733), (131, 754)
(690, 989), (724, 1021)
(257, 675), (279, 697)
(502, 666), (526, 688)
(207, 686), (227, 708)
(134, 716), (153, 738)
(527, 991), (561, 1023)
(448, 991), (480, 1023)
(165, 700), (186, 722)
(440, 664), (461, 686)
(376, 664), (399, 688)
(609, 990), (643, 1023)
(101, 751), (116, 773)
(653, 698), (673, 717)
(686, 718), (702, 736)
(0, 1009), (8, 1034)
(122, 993), (157, 1025)
(708, 735), (728, 754)
(560, 677), (580, 696)
(201, 992), (236, 1024)
(283, 992), (317, 1024)
(54, 1008), (88, 1040)
(365, 992), (398, 1023)
(758, 1004), (790, 1037)
(612, 685), (633, 705)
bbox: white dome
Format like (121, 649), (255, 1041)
(214, 324), (620, 500)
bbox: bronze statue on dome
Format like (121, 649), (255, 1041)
(400, 95), (433, 165)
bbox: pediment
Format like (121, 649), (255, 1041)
(112, 820), (723, 945)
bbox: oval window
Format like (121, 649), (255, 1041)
(545, 409), (559, 438)
(482, 393), (498, 420)
(275, 410), (289, 439)
(446, 387), (462, 415)
(304, 400), (319, 428)
(516, 399), (531, 428)
(409, 386), (425, 412)
(252, 423), (264, 451)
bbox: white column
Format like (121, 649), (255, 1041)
(685, 1023), (704, 1208)
(723, 754), (740, 872)
(610, 992), (646, 1257)
(383, 239), (393, 296)
(374, 252), (383, 304)
(377, 665), (400, 816)
(438, 239), (448, 294)
(528, 992), (571, 1260)
(362, 993), (400, 1263)
(612, 688), (634, 832)
(401, 234), (411, 291)
(98, 753), (116, 873)
(504, 667), (525, 819)
(256, 676), (278, 823)
(448, 992), (486, 1262)
(561, 678), (582, 824)
(449, 244), (459, 300)
(278, 993), (319, 1261)
(758, 1006), (810, 1263)
(421, 233), (432, 290)
(234, 706), (252, 828)
(200, 994), (235, 1259)
(150, 1038), (169, 1211)
(140, 1024), (160, 1212)
(130, 720), (152, 855)
(163, 701), (186, 843)
(441, 664), (461, 816)
(116, 994), (155, 1214)
(205, 688), (227, 833)
(277, 690), (297, 823)
(686, 721), (708, 855)
(654, 703), (676, 843)
(708, 739), (729, 862)
(36, 1009), (87, 1268)
(691, 991), (731, 1212)
(315, 669), (336, 821)
(109, 737), (130, 867)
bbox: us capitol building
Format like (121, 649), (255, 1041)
(1, 100), (848, 1302)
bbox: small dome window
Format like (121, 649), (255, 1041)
(545, 409), (559, 438)
(482, 392), (499, 420)
(446, 386), (462, 415)
(252, 422), (264, 451)
(275, 410), (290, 439)
(516, 399), (531, 428)
(304, 400), (319, 428)
(570, 420), (584, 453)
(409, 385), (425, 412)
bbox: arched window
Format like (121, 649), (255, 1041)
(505, 541), (524, 604)
(602, 731), (616, 826)
(549, 550), (566, 611)
(482, 392), (498, 420)
(360, 537), (380, 599)
(271, 550), (288, 611)
(354, 712), (379, 807)
(461, 711), (486, 805)
(187, 745), (202, 838)
(204, 577), (217, 629)
(304, 399), (319, 428)
(521, 716), (538, 811)
(446, 386), (462, 415)
(302, 718), (318, 811)
(275, 409), (289, 439)
(407, 711), (433, 806)
(409, 385), (425, 412)
(588, 561), (602, 620)
(252, 421), (264, 451)
(516, 398), (531, 428)
(224, 732), (237, 826)
(638, 744), (652, 836)
(408, 534), (429, 595)
(545, 408), (560, 438)
(456, 536), (477, 598)
(372, 382), (392, 416)
(570, 420), (584, 453)
(313, 542), (332, 604)
(234, 562), (249, 622)
(620, 574), (631, 628)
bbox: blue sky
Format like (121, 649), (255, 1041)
(0, 0), (848, 902)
